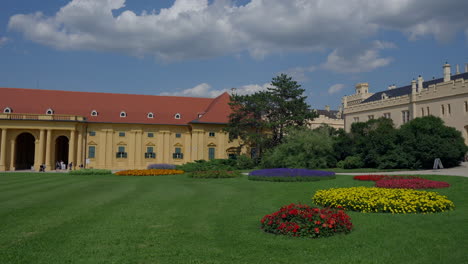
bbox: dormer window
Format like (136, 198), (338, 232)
(174, 113), (181, 119)
(46, 108), (54, 115)
(3, 107), (12, 113)
(91, 110), (98, 116)
(120, 111), (127, 118)
(381, 93), (388, 100)
(147, 112), (154, 119)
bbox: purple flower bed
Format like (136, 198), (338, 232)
(249, 168), (335, 182)
(147, 163), (176, 170)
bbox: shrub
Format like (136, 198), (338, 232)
(260, 203), (353, 238)
(147, 163), (176, 170)
(189, 170), (241, 179)
(336, 155), (364, 169)
(69, 169), (112, 175)
(375, 178), (450, 189)
(249, 168), (335, 182)
(115, 169), (184, 176)
(177, 159), (237, 172)
(353, 175), (420, 181)
(260, 129), (337, 169)
(313, 187), (454, 213)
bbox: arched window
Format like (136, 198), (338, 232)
(91, 110), (98, 116)
(46, 108), (54, 115)
(174, 113), (181, 119)
(147, 112), (154, 118)
(120, 111), (127, 118)
(3, 107), (12, 113)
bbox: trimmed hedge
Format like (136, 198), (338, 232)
(249, 168), (335, 182)
(69, 169), (112, 175)
(189, 170), (241, 179)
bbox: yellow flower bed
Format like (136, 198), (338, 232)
(115, 169), (184, 176)
(313, 187), (454, 214)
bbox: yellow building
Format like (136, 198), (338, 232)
(0, 88), (243, 171)
(342, 63), (468, 145)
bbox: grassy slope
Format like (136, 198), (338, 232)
(0, 173), (467, 264)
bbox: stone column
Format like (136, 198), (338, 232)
(163, 131), (170, 163)
(191, 131), (199, 161)
(156, 131), (164, 164)
(129, 131), (136, 168)
(45, 129), (52, 170)
(68, 130), (76, 168)
(38, 129), (45, 167)
(105, 130), (113, 169)
(98, 130), (107, 168)
(76, 129), (83, 168)
(184, 132), (191, 162)
(135, 131), (142, 169)
(0, 128), (7, 171)
(198, 131), (204, 160)
(10, 139), (16, 171)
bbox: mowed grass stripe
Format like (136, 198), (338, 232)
(0, 173), (73, 190)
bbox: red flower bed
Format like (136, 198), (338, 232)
(375, 178), (450, 189)
(353, 175), (420, 181)
(260, 203), (352, 238)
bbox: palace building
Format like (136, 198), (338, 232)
(0, 89), (244, 171)
(308, 105), (344, 130)
(342, 63), (468, 145)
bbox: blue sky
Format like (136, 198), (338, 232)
(0, 0), (467, 110)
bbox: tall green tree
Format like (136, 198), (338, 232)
(267, 74), (317, 146)
(225, 74), (316, 161)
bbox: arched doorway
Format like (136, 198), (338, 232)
(15, 133), (35, 170)
(55, 136), (69, 167)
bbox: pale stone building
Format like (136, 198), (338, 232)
(0, 89), (244, 172)
(308, 106), (344, 130)
(342, 63), (468, 145)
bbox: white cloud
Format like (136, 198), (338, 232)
(160, 82), (272, 97)
(322, 41), (395, 73)
(280, 66), (316, 82)
(328, 84), (345, 94)
(0, 37), (9, 47)
(7, 0), (468, 61)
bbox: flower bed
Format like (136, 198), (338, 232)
(249, 168), (335, 182)
(260, 203), (352, 238)
(353, 175), (420, 181)
(189, 170), (241, 179)
(375, 178), (450, 189)
(313, 187), (454, 213)
(115, 169), (184, 176)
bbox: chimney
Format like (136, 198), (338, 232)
(325, 105), (330, 112)
(411, 79), (417, 93)
(417, 75), (424, 92)
(456, 64), (460, 75)
(465, 63), (468, 73)
(443, 62), (451, 82)
(388, 84), (396, 90)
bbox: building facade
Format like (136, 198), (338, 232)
(308, 106), (344, 130)
(342, 63), (468, 145)
(0, 89), (244, 171)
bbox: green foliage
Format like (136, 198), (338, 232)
(260, 128), (336, 169)
(225, 74), (317, 162)
(188, 170), (242, 179)
(176, 156), (255, 172)
(397, 116), (468, 169)
(248, 175), (335, 182)
(336, 156), (364, 169)
(68, 169), (112, 175)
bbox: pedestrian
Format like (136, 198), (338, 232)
(69, 162), (73, 170)
(56, 161), (60, 170)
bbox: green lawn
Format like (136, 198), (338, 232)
(0, 173), (467, 264)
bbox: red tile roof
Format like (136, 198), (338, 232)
(0, 88), (232, 125)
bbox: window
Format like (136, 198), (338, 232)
(120, 111), (127, 118)
(228, 153), (237, 160)
(89, 131), (96, 136)
(173, 147), (183, 159)
(148, 132), (154, 138)
(209, 132), (215, 137)
(145, 146), (156, 159)
(175, 133), (181, 138)
(368, 115), (374, 120)
(465, 101), (468, 113)
(421, 108), (425, 117)
(383, 113), (391, 119)
(208, 147), (215, 160)
(46, 108), (54, 115)
(88, 146), (96, 158)
(402, 110), (410, 124)
(174, 113), (181, 119)
(441, 105), (445, 115)
(147, 112), (154, 118)
(116, 146), (127, 158)
(427, 107), (430, 116)
(447, 104), (451, 115)
(91, 110), (98, 116)
(353, 117), (359, 122)
(3, 107), (11, 113)
(119, 132), (125, 137)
